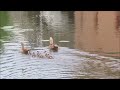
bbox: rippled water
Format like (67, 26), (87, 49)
(0, 11), (120, 79)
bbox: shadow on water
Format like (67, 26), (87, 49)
(0, 11), (120, 79)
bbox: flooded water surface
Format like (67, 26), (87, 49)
(0, 11), (120, 79)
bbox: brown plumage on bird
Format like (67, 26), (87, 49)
(49, 37), (58, 52)
(21, 42), (30, 54)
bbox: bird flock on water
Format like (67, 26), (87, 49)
(21, 37), (58, 59)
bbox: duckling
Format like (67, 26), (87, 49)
(44, 51), (49, 57)
(28, 51), (31, 55)
(37, 51), (40, 57)
(49, 37), (58, 52)
(21, 42), (30, 54)
(32, 52), (36, 57)
(47, 54), (54, 59)
(39, 53), (44, 58)
(44, 51), (48, 57)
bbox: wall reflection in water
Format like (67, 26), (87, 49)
(74, 11), (120, 58)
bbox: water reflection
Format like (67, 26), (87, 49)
(0, 11), (120, 79)
(41, 11), (74, 48)
(0, 11), (13, 54)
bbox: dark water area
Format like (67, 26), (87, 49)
(0, 11), (120, 79)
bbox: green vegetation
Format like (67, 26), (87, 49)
(0, 11), (10, 27)
(0, 11), (12, 52)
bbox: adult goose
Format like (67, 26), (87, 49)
(21, 42), (30, 54)
(49, 37), (58, 52)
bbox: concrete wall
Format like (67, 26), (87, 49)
(74, 11), (120, 57)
